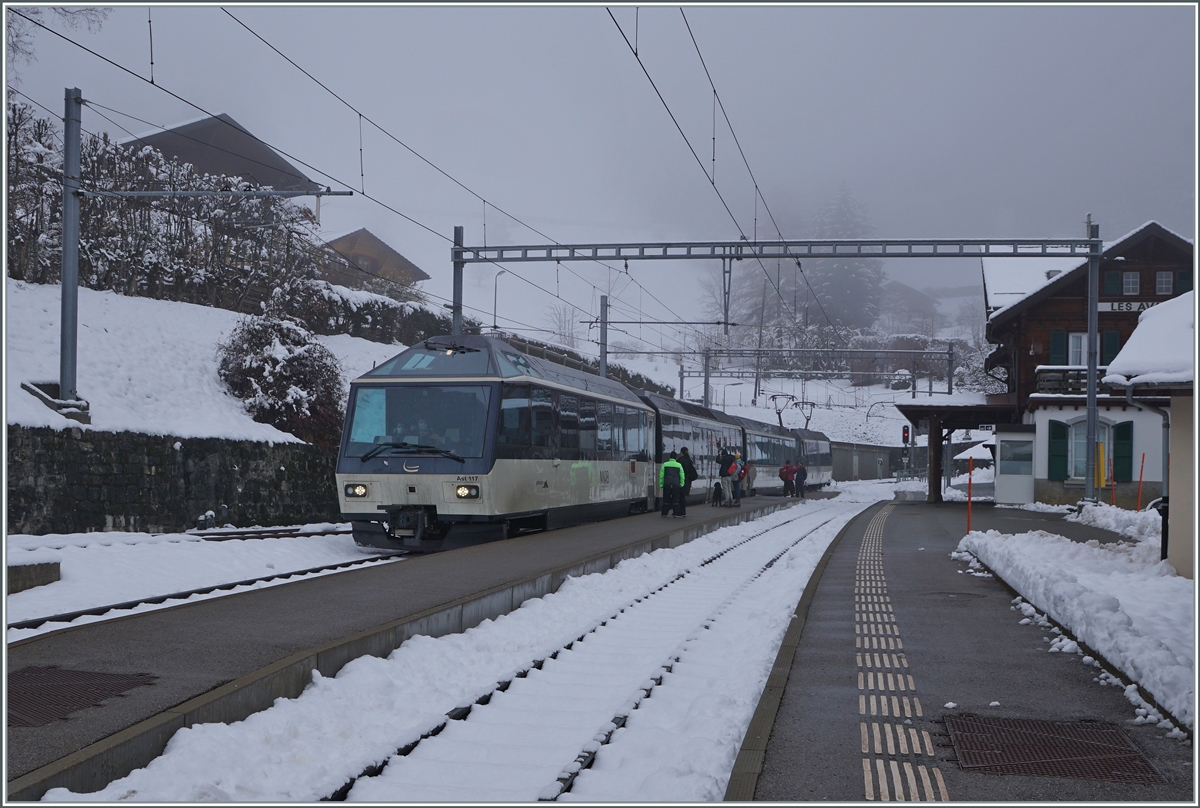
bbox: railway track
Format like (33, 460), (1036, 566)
(187, 526), (355, 541)
(6, 550), (407, 632)
(322, 508), (839, 802)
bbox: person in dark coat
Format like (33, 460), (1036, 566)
(660, 451), (686, 517)
(678, 447), (698, 516)
(796, 461), (808, 498)
(716, 446), (736, 506)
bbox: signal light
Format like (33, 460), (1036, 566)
(902, 425), (910, 443)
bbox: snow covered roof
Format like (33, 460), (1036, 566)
(982, 256), (1083, 313)
(1103, 292), (1194, 388)
(985, 221), (1195, 328)
(953, 441), (994, 461)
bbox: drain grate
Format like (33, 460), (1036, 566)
(944, 715), (1166, 785)
(8, 666), (158, 727)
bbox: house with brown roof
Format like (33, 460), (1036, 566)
(119, 113), (322, 193)
(320, 228), (430, 290)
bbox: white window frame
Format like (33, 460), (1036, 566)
(1122, 271), (1140, 295)
(1068, 332), (1087, 366)
(1156, 271), (1173, 296)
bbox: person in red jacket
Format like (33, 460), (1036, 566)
(779, 461), (796, 498)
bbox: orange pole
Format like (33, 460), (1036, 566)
(967, 457), (973, 533)
(1136, 452), (1145, 510)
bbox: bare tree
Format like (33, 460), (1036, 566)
(7, 7), (110, 74)
(545, 301), (579, 350)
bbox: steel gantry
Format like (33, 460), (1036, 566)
(450, 228), (1106, 501)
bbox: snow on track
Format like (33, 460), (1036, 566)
(44, 499), (882, 802)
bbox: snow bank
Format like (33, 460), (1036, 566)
(957, 529), (1193, 728)
(1066, 501), (1162, 543)
(4, 281), (400, 441)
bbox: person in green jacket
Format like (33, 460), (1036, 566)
(660, 451), (686, 518)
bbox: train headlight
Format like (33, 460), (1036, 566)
(344, 483), (369, 498)
(455, 484), (480, 499)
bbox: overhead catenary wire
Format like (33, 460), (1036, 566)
(218, 5), (700, 350)
(677, 8), (849, 344)
(8, 14), (630, 347)
(610, 7), (847, 345)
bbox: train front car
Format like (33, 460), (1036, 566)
(337, 336), (655, 552)
(794, 427), (834, 489)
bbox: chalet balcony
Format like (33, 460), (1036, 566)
(1034, 365), (1108, 395)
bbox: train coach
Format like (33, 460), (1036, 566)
(794, 427), (834, 490)
(335, 335), (835, 552)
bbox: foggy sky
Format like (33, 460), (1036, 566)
(8, 4), (1195, 354)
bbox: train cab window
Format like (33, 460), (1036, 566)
(579, 398), (597, 459)
(559, 394), (580, 460)
(531, 387), (556, 448)
(345, 384), (491, 458)
(497, 385), (531, 448)
(597, 402), (613, 456)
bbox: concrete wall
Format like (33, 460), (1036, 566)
(1168, 395), (1193, 579)
(6, 425), (340, 535)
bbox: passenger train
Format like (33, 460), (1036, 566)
(335, 336), (832, 551)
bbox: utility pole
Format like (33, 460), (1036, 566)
(703, 348), (712, 408)
(678, 363), (684, 401)
(1084, 214), (1101, 502)
(599, 294), (608, 378)
(947, 344), (955, 395)
(452, 225), (464, 336)
(60, 88), (82, 404)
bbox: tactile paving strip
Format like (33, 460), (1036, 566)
(8, 666), (158, 727)
(944, 715), (1166, 785)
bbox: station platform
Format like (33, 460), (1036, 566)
(731, 498), (1193, 801)
(7, 494), (803, 800)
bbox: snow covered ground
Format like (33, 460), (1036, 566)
(4, 280), (402, 440)
(42, 493), (888, 802)
(957, 522), (1193, 730)
(5, 528), (399, 642)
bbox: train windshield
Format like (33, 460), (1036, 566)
(364, 342), (492, 378)
(345, 384), (492, 458)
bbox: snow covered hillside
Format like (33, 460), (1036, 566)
(4, 280), (403, 441)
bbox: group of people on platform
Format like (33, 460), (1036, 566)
(657, 446), (809, 518)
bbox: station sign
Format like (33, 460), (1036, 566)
(1098, 301), (1160, 312)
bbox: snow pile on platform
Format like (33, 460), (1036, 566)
(957, 529), (1192, 729)
(1066, 501), (1162, 543)
(5, 281), (401, 440)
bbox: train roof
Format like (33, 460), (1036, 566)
(635, 392), (740, 427)
(794, 427), (832, 443)
(730, 414), (795, 440)
(356, 335), (647, 406)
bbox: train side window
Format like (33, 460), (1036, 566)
(531, 387), (555, 449)
(579, 398), (597, 459)
(597, 402), (613, 456)
(560, 394), (580, 460)
(612, 405), (627, 455)
(497, 385), (531, 453)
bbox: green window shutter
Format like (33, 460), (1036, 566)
(1112, 421), (1133, 483)
(1101, 331), (1121, 365)
(1177, 269), (1193, 294)
(1048, 331), (1068, 365)
(1047, 420), (1069, 481)
(1103, 271), (1122, 296)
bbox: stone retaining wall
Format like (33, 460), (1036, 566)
(6, 425), (340, 535)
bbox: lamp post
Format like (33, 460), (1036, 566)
(722, 381), (743, 410)
(492, 270), (507, 330)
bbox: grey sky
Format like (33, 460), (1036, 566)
(9, 4), (1195, 353)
